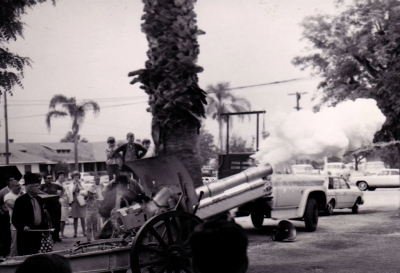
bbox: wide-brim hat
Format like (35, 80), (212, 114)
(24, 172), (40, 185)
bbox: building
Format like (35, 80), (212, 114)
(0, 142), (110, 176)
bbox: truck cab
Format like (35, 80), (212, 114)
(218, 153), (327, 231)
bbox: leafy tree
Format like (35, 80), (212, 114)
(0, 0), (54, 95)
(293, 0), (400, 166)
(128, 0), (207, 188)
(60, 131), (88, 143)
(53, 161), (70, 178)
(46, 95), (100, 171)
(198, 127), (217, 167)
(228, 134), (254, 154)
(206, 82), (251, 151)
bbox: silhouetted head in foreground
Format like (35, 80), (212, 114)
(16, 254), (72, 273)
(189, 219), (249, 273)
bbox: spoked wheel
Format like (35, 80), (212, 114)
(130, 211), (203, 273)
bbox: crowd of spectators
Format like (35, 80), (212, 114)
(0, 132), (250, 272)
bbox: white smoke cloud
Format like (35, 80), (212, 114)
(251, 99), (386, 167)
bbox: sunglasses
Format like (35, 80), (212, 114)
(128, 136), (134, 138)
(108, 141), (115, 143)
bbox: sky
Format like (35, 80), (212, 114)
(0, 0), (351, 147)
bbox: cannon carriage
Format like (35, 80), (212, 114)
(0, 155), (273, 273)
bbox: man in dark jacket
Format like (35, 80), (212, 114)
(12, 172), (49, 256)
(112, 132), (147, 167)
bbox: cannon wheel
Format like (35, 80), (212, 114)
(130, 211), (203, 273)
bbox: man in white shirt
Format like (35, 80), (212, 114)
(4, 179), (21, 257)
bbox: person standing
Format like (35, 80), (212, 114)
(141, 138), (155, 158)
(12, 172), (50, 256)
(4, 179), (21, 257)
(85, 185), (101, 242)
(106, 137), (121, 181)
(66, 171), (86, 238)
(40, 175), (63, 243)
(112, 132), (147, 167)
(0, 174), (14, 258)
(54, 171), (69, 239)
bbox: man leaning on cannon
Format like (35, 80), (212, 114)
(12, 172), (50, 256)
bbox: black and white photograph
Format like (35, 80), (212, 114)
(1, 0), (400, 272)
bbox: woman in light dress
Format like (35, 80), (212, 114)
(65, 171), (87, 237)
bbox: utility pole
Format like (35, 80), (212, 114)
(289, 92), (308, 111)
(4, 92), (9, 164)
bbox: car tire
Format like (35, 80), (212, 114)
(325, 200), (334, 215)
(357, 181), (368, 191)
(304, 197), (318, 232)
(368, 187), (376, 191)
(250, 213), (264, 228)
(352, 203), (359, 214)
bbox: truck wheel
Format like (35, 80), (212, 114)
(357, 181), (368, 191)
(325, 200), (334, 215)
(250, 213), (264, 228)
(352, 203), (359, 214)
(304, 198), (318, 232)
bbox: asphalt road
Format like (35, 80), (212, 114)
(236, 188), (400, 273)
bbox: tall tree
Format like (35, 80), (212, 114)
(0, 0), (53, 95)
(129, 0), (207, 188)
(206, 82), (251, 151)
(60, 131), (88, 143)
(46, 95), (99, 171)
(198, 127), (217, 167)
(293, 0), (400, 167)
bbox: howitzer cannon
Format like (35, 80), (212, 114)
(0, 155), (273, 273)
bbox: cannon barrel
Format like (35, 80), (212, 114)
(195, 165), (274, 219)
(196, 165), (273, 199)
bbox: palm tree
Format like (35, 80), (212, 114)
(206, 82), (251, 152)
(129, 0), (207, 188)
(46, 95), (100, 171)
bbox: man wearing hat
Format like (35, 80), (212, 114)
(106, 136), (121, 181)
(12, 172), (50, 255)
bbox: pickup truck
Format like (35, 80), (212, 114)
(235, 163), (327, 232)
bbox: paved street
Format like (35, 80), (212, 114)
(52, 188), (400, 272)
(237, 188), (400, 273)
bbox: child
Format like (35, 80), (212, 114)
(85, 185), (100, 242)
(106, 136), (120, 181)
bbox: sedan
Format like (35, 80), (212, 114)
(349, 169), (400, 191)
(324, 176), (364, 215)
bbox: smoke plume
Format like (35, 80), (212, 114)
(251, 99), (386, 167)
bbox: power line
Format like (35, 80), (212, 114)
(2, 100), (148, 120)
(224, 77), (316, 92)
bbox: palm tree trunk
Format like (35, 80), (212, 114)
(74, 133), (78, 172)
(157, 121), (202, 189)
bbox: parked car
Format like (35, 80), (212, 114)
(349, 169), (400, 191)
(363, 161), (387, 176)
(291, 164), (319, 175)
(80, 172), (94, 182)
(324, 176), (364, 215)
(323, 162), (350, 177)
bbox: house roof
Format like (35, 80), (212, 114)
(91, 142), (108, 162)
(0, 149), (50, 165)
(1, 142), (99, 164)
